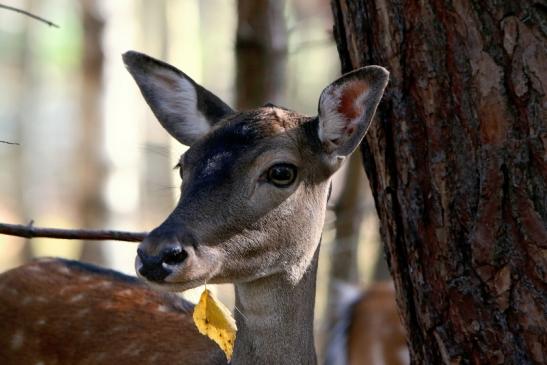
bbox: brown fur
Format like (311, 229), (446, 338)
(0, 258), (225, 365)
(348, 283), (409, 365)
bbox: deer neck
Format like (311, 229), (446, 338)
(232, 246), (319, 365)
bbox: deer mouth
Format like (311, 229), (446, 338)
(134, 246), (221, 292)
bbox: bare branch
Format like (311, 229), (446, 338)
(0, 3), (59, 28)
(0, 140), (20, 145)
(0, 222), (146, 242)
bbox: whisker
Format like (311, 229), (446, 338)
(233, 304), (248, 321)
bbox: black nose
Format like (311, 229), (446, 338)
(137, 247), (188, 282)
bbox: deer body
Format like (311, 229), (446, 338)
(325, 282), (409, 365)
(0, 52), (388, 364)
(0, 258), (224, 365)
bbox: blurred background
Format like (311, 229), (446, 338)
(0, 0), (390, 358)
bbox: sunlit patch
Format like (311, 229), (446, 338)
(69, 293), (86, 303)
(37, 258), (56, 263)
(121, 342), (141, 356)
(157, 305), (169, 312)
(398, 346), (410, 364)
(77, 308), (90, 317)
(97, 281), (113, 288)
(59, 286), (74, 295)
(11, 330), (24, 350)
(148, 354), (160, 362)
(26, 265), (42, 273)
(95, 353), (107, 361)
(57, 265), (72, 275)
(370, 341), (384, 365)
(118, 289), (133, 296)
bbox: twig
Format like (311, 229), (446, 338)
(0, 222), (147, 242)
(0, 140), (20, 145)
(0, 3), (59, 28)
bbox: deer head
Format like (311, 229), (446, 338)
(124, 51), (388, 291)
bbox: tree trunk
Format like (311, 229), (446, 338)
(78, 0), (107, 265)
(10, 1), (35, 266)
(236, 0), (287, 110)
(329, 152), (368, 287)
(138, 0), (174, 228)
(331, 1), (546, 364)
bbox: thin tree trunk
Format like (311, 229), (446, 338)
(331, 1), (546, 364)
(13, 0), (35, 264)
(325, 152), (367, 335)
(78, 0), (106, 265)
(236, 0), (287, 110)
(139, 0), (173, 227)
(330, 153), (367, 286)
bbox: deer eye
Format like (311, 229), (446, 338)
(267, 163), (297, 187)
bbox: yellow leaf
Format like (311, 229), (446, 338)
(193, 288), (237, 361)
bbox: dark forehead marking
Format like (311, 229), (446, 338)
(186, 107), (305, 164)
(185, 116), (258, 167)
(183, 113), (260, 189)
(182, 107), (307, 192)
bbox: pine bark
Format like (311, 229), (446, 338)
(331, 1), (546, 364)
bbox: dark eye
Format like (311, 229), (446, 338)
(267, 163), (297, 187)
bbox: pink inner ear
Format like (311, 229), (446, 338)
(337, 80), (369, 120)
(155, 72), (179, 89)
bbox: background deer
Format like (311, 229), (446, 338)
(0, 51), (389, 364)
(325, 281), (409, 365)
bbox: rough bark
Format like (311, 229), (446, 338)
(331, 1), (546, 364)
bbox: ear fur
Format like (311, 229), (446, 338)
(318, 66), (389, 157)
(123, 51), (233, 146)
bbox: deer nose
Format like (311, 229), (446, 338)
(137, 246), (188, 282)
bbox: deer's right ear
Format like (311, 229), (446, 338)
(123, 51), (233, 146)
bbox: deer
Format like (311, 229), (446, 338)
(325, 281), (409, 365)
(0, 51), (389, 364)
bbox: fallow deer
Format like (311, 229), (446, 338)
(325, 281), (409, 365)
(0, 51), (389, 364)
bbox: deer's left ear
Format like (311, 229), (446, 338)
(317, 66), (389, 158)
